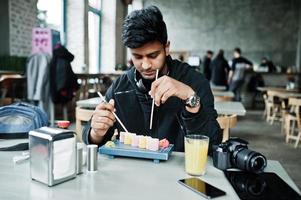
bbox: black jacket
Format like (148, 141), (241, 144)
(82, 56), (221, 153)
(211, 56), (230, 86)
(50, 46), (79, 104)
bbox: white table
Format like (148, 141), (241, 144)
(274, 92), (301, 99)
(0, 139), (299, 200)
(212, 91), (234, 98)
(211, 85), (227, 91)
(76, 98), (246, 116)
(76, 97), (100, 108)
(257, 86), (300, 93)
(215, 101), (246, 116)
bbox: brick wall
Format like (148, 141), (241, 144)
(9, 0), (38, 56)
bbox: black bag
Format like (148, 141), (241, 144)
(0, 102), (48, 151)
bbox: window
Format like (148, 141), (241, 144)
(88, 0), (101, 73)
(37, 0), (66, 44)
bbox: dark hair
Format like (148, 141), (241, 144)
(122, 6), (168, 48)
(207, 50), (213, 55)
(216, 49), (224, 59)
(234, 47), (241, 54)
(261, 57), (267, 61)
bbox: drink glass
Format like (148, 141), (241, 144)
(184, 135), (209, 176)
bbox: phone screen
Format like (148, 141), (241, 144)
(178, 178), (226, 199)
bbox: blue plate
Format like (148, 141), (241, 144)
(98, 140), (174, 163)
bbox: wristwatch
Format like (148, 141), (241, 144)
(185, 93), (201, 108)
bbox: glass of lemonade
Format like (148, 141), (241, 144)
(184, 135), (209, 176)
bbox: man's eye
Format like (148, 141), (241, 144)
(148, 54), (159, 59)
(134, 55), (142, 59)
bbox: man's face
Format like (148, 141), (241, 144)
(234, 51), (240, 58)
(130, 41), (170, 80)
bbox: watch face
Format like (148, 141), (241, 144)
(186, 94), (200, 108)
(190, 96), (197, 106)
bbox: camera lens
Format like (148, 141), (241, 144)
(250, 155), (266, 172)
(233, 148), (267, 173)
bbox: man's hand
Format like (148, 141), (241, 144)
(149, 75), (200, 113)
(90, 99), (116, 143)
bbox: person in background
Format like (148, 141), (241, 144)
(210, 49), (230, 88)
(228, 48), (253, 101)
(203, 50), (213, 81)
(178, 54), (184, 62)
(260, 57), (276, 72)
(82, 6), (221, 153)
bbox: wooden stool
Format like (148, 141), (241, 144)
(285, 98), (301, 148)
(266, 91), (282, 124)
(75, 107), (94, 141)
(217, 114), (237, 142)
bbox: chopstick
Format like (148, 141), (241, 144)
(97, 92), (129, 133)
(149, 69), (159, 129)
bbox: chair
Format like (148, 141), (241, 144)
(217, 114), (237, 142)
(0, 74), (26, 106)
(281, 98), (295, 135)
(285, 98), (301, 148)
(262, 94), (268, 118)
(266, 91), (282, 124)
(75, 107), (94, 141)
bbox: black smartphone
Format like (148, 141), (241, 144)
(178, 177), (226, 199)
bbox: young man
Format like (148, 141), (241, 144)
(228, 48), (253, 101)
(82, 6), (221, 153)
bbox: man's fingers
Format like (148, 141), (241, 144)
(154, 85), (170, 106)
(92, 122), (110, 131)
(91, 116), (114, 131)
(150, 76), (165, 97)
(96, 117), (114, 127)
(108, 99), (115, 106)
(93, 110), (115, 122)
(93, 115), (115, 126)
(161, 88), (173, 104)
(96, 101), (115, 112)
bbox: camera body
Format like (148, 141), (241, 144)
(213, 138), (267, 173)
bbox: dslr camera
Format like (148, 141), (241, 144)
(213, 138), (267, 173)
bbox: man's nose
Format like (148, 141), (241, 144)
(142, 59), (152, 70)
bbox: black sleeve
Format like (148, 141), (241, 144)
(243, 57), (253, 66)
(231, 59), (236, 71)
(180, 77), (222, 154)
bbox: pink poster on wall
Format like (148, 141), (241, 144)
(31, 28), (60, 55)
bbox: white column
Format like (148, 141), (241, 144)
(100, 0), (116, 73)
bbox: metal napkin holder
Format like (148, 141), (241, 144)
(29, 127), (76, 186)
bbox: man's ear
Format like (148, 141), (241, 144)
(165, 41), (170, 56)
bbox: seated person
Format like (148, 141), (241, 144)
(82, 6), (222, 154)
(260, 57), (276, 72)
